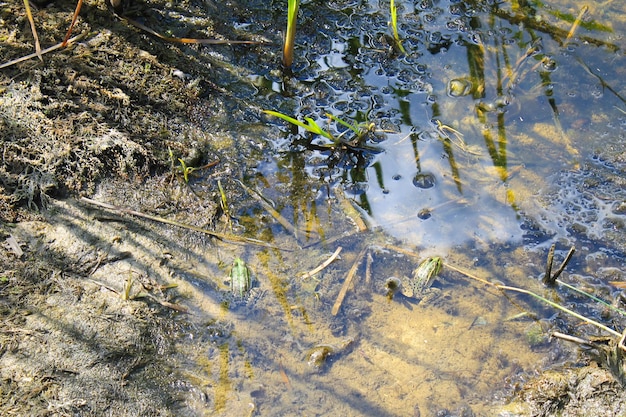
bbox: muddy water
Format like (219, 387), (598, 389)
(147, 0), (626, 415)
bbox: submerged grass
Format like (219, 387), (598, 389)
(443, 262), (624, 339)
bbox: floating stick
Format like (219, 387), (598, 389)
(300, 247), (342, 279)
(564, 5), (589, 44)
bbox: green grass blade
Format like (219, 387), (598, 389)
(557, 279), (626, 316)
(264, 110), (333, 140)
(303, 117), (334, 139)
(326, 113), (360, 134)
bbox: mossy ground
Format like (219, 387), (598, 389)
(0, 1), (275, 415)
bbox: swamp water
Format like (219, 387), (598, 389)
(166, 0), (626, 415)
(1, 0), (626, 416)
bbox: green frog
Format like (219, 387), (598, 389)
(221, 258), (260, 309)
(229, 258), (253, 298)
(401, 257), (443, 302)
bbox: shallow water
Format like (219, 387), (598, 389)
(174, 0), (626, 415)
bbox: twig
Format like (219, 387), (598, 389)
(445, 260), (622, 338)
(300, 247), (342, 279)
(550, 246), (575, 282)
(80, 197), (291, 251)
(543, 244), (555, 285)
(332, 246), (368, 316)
(22, 0), (42, 60)
(236, 180), (299, 239)
(334, 186), (369, 232)
(88, 278), (188, 312)
(142, 293), (189, 313)
(88, 278), (119, 294)
(443, 262), (493, 287)
(543, 244), (575, 286)
(112, 8), (261, 45)
(364, 251), (373, 287)
(61, 0), (84, 46)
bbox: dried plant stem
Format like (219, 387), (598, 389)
(364, 251), (373, 287)
(544, 244), (555, 284)
(62, 0), (84, 46)
(236, 180), (301, 239)
(334, 186), (368, 232)
(549, 247), (575, 281)
(543, 244), (575, 285)
(564, 5), (589, 44)
(116, 13), (260, 45)
(496, 284), (621, 337)
(22, 0), (42, 59)
(551, 331), (593, 346)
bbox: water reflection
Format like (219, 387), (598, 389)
(257, 0), (625, 256)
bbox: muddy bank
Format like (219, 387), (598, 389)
(0, 0), (278, 415)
